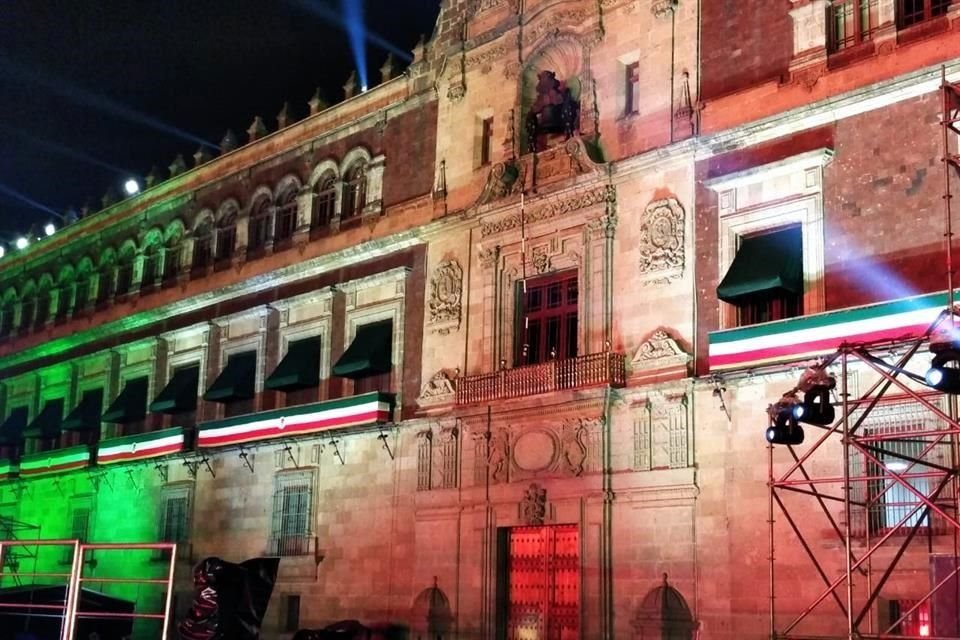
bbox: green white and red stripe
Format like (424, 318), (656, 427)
(0, 459), (18, 479)
(198, 392), (394, 448)
(97, 427), (186, 465)
(20, 446), (91, 477)
(709, 291), (952, 371)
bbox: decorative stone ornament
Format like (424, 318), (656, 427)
(520, 483), (547, 525)
(168, 154), (188, 177)
(308, 89), (329, 115)
(193, 147), (212, 167)
(637, 197), (685, 284)
(630, 329), (692, 383)
(428, 260), (464, 334)
(651, 0), (678, 18)
(418, 369), (458, 404)
(276, 102), (291, 129)
(246, 116), (268, 143)
(343, 70), (358, 100)
(220, 130), (238, 153)
(380, 54), (395, 83)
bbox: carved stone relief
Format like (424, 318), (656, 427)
(631, 329), (691, 372)
(650, 0), (678, 18)
(634, 394), (690, 471)
(637, 198), (685, 284)
(560, 418), (590, 476)
(480, 185), (615, 237)
(428, 261), (464, 334)
(418, 369), (458, 406)
(465, 43), (509, 74)
(416, 424), (459, 491)
(520, 483), (547, 525)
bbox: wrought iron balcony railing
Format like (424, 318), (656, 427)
(456, 351), (626, 405)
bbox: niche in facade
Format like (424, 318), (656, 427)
(521, 39), (586, 154)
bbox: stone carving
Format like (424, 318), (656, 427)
(674, 71), (695, 138)
(525, 70), (580, 153)
(428, 261), (464, 334)
(520, 483), (547, 525)
(416, 429), (433, 491)
(479, 245), (501, 270)
(481, 185), (615, 237)
(488, 428), (510, 484)
(586, 210), (619, 239)
(561, 419), (588, 476)
(465, 43), (509, 73)
(525, 10), (592, 45)
(635, 394), (690, 470)
(651, 0), (678, 18)
(418, 369), (458, 404)
(632, 329), (691, 370)
(475, 160), (525, 207)
(532, 249), (552, 274)
(637, 198), (685, 284)
(447, 82), (466, 102)
(438, 425), (459, 489)
(469, 0), (506, 12)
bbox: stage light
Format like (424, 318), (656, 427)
(793, 388), (835, 426)
(361, 84), (368, 92)
(124, 178), (140, 195)
(0, 245), (6, 258)
(765, 397), (805, 445)
(15, 237), (29, 250)
(925, 350), (960, 394)
(43, 222), (55, 237)
(885, 460), (909, 472)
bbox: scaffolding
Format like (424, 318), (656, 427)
(766, 73), (960, 640)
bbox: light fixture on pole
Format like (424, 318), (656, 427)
(765, 395), (805, 445)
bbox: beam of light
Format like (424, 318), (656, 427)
(291, 0), (413, 64)
(0, 182), (63, 220)
(0, 123), (131, 175)
(0, 55), (217, 150)
(340, 0), (368, 90)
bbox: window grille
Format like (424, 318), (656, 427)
(274, 189), (298, 243)
(248, 200), (272, 253)
(625, 62), (640, 115)
(342, 164), (367, 221)
(829, 0), (880, 51)
(899, 0), (950, 28)
(270, 474), (313, 556)
(215, 225), (236, 263)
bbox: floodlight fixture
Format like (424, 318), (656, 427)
(43, 222), (56, 237)
(925, 349), (960, 394)
(15, 237), (29, 250)
(124, 178), (141, 196)
(792, 387), (835, 426)
(765, 396), (805, 445)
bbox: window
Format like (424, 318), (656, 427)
(480, 117), (494, 166)
(516, 271), (579, 365)
(95, 269), (112, 306)
(73, 279), (89, 315)
(852, 403), (950, 537)
(160, 490), (191, 544)
(215, 224), (236, 264)
(718, 225), (804, 327)
(274, 187), (299, 245)
(204, 351), (257, 418)
(334, 320), (393, 395)
(141, 247), (160, 289)
(312, 175), (337, 232)
(54, 285), (71, 322)
(829, 0), (880, 51)
(0, 303), (13, 337)
(888, 599), (932, 636)
(63, 498), (93, 564)
(270, 474), (312, 556)
(192, 223), (213, 273)
(284, 595), (301, 632)
(341, 163), (366, 221)
(115, 259), (133, 297)
(247, 198), (272, 254)
(624, 62), (640, 115)
(163, 246), (181, 284)
(899, 0), (950, 28)
(32, 292), (49, 330)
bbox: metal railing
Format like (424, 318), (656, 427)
(456, 351), (626, 405)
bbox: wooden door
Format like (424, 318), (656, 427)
(506, 524), (579, 640)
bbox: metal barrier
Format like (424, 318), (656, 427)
(0, 539), (176, 640)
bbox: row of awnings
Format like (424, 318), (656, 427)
(0, 319), (393, 445)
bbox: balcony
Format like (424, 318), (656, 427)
(456, 351), (626, 405)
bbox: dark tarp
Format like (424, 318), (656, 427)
(102, 377), (149, 424)
(62, 389), (103, 432)
(0, 407), (28, 446)
(22, 399), (63, 440)
(150, 365), (200, 414)
(1, 584), (134, 640)
(332, 320), (392, 379)
(203, 352), (256, 403)
(178, 556), (279, 640)
(265, 337), (322, 391)
(717, 226), (803, 303)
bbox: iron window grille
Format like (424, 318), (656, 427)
(312, 177), (337, 233)
(899, 0), (950, 28)
(829, 0), (881, 51)
(269, 474), (313, 557)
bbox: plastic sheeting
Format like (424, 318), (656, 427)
(178, 556), (279, 640)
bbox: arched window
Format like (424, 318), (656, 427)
(55, 267), (75, 323)
(341, 163), (367, 222)
(33, 285), (50, 330)
(162, 221), (185, 285)
(141, 244), (160, 290)
(0, 289), (17, 338)
(312, 174), (337, 235)
(215, 206), (238, 265)
(74, 259), (94, 316)
(274, 186), (299, 245)
(192, 219), (214, 274)
(115, 248), (135, 297)
(247, 197), (272, 255)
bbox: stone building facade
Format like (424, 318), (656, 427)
(0, 1), (958, 639)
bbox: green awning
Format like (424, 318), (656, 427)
(23, 399), (64, 440)
(265, 337), (322, 391)
(204, 351), (256, 402)
(0, 407), (28, 446)
(62, 389), (103, 432)
(332, 320), (393, 379)
(102, 377), (148, 424)
(717, 226), (803, 303)
(150, 365), (200, 414)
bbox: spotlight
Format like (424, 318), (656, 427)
(361, 84), (368, 92)
(925, 350), (960, 394)
(124, 178), (140, 196)
(0, 245), (5, 258)
(43, 222), (55, 237)
(765, 397), (805, 445)
(15, 237), (28, 250)
(793, 387), (835, 426)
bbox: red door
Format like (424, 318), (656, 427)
(506, 524), (579, 640)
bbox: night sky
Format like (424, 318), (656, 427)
(0, 1), (440, 236)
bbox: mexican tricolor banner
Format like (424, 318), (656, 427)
(20, 445), (91, 477)
(198, 392), (394, 448)
(97, 427), (186, 465)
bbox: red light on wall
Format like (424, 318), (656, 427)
(920, 624), (930, 637)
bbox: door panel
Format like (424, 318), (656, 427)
(506, 524), (579, 640)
